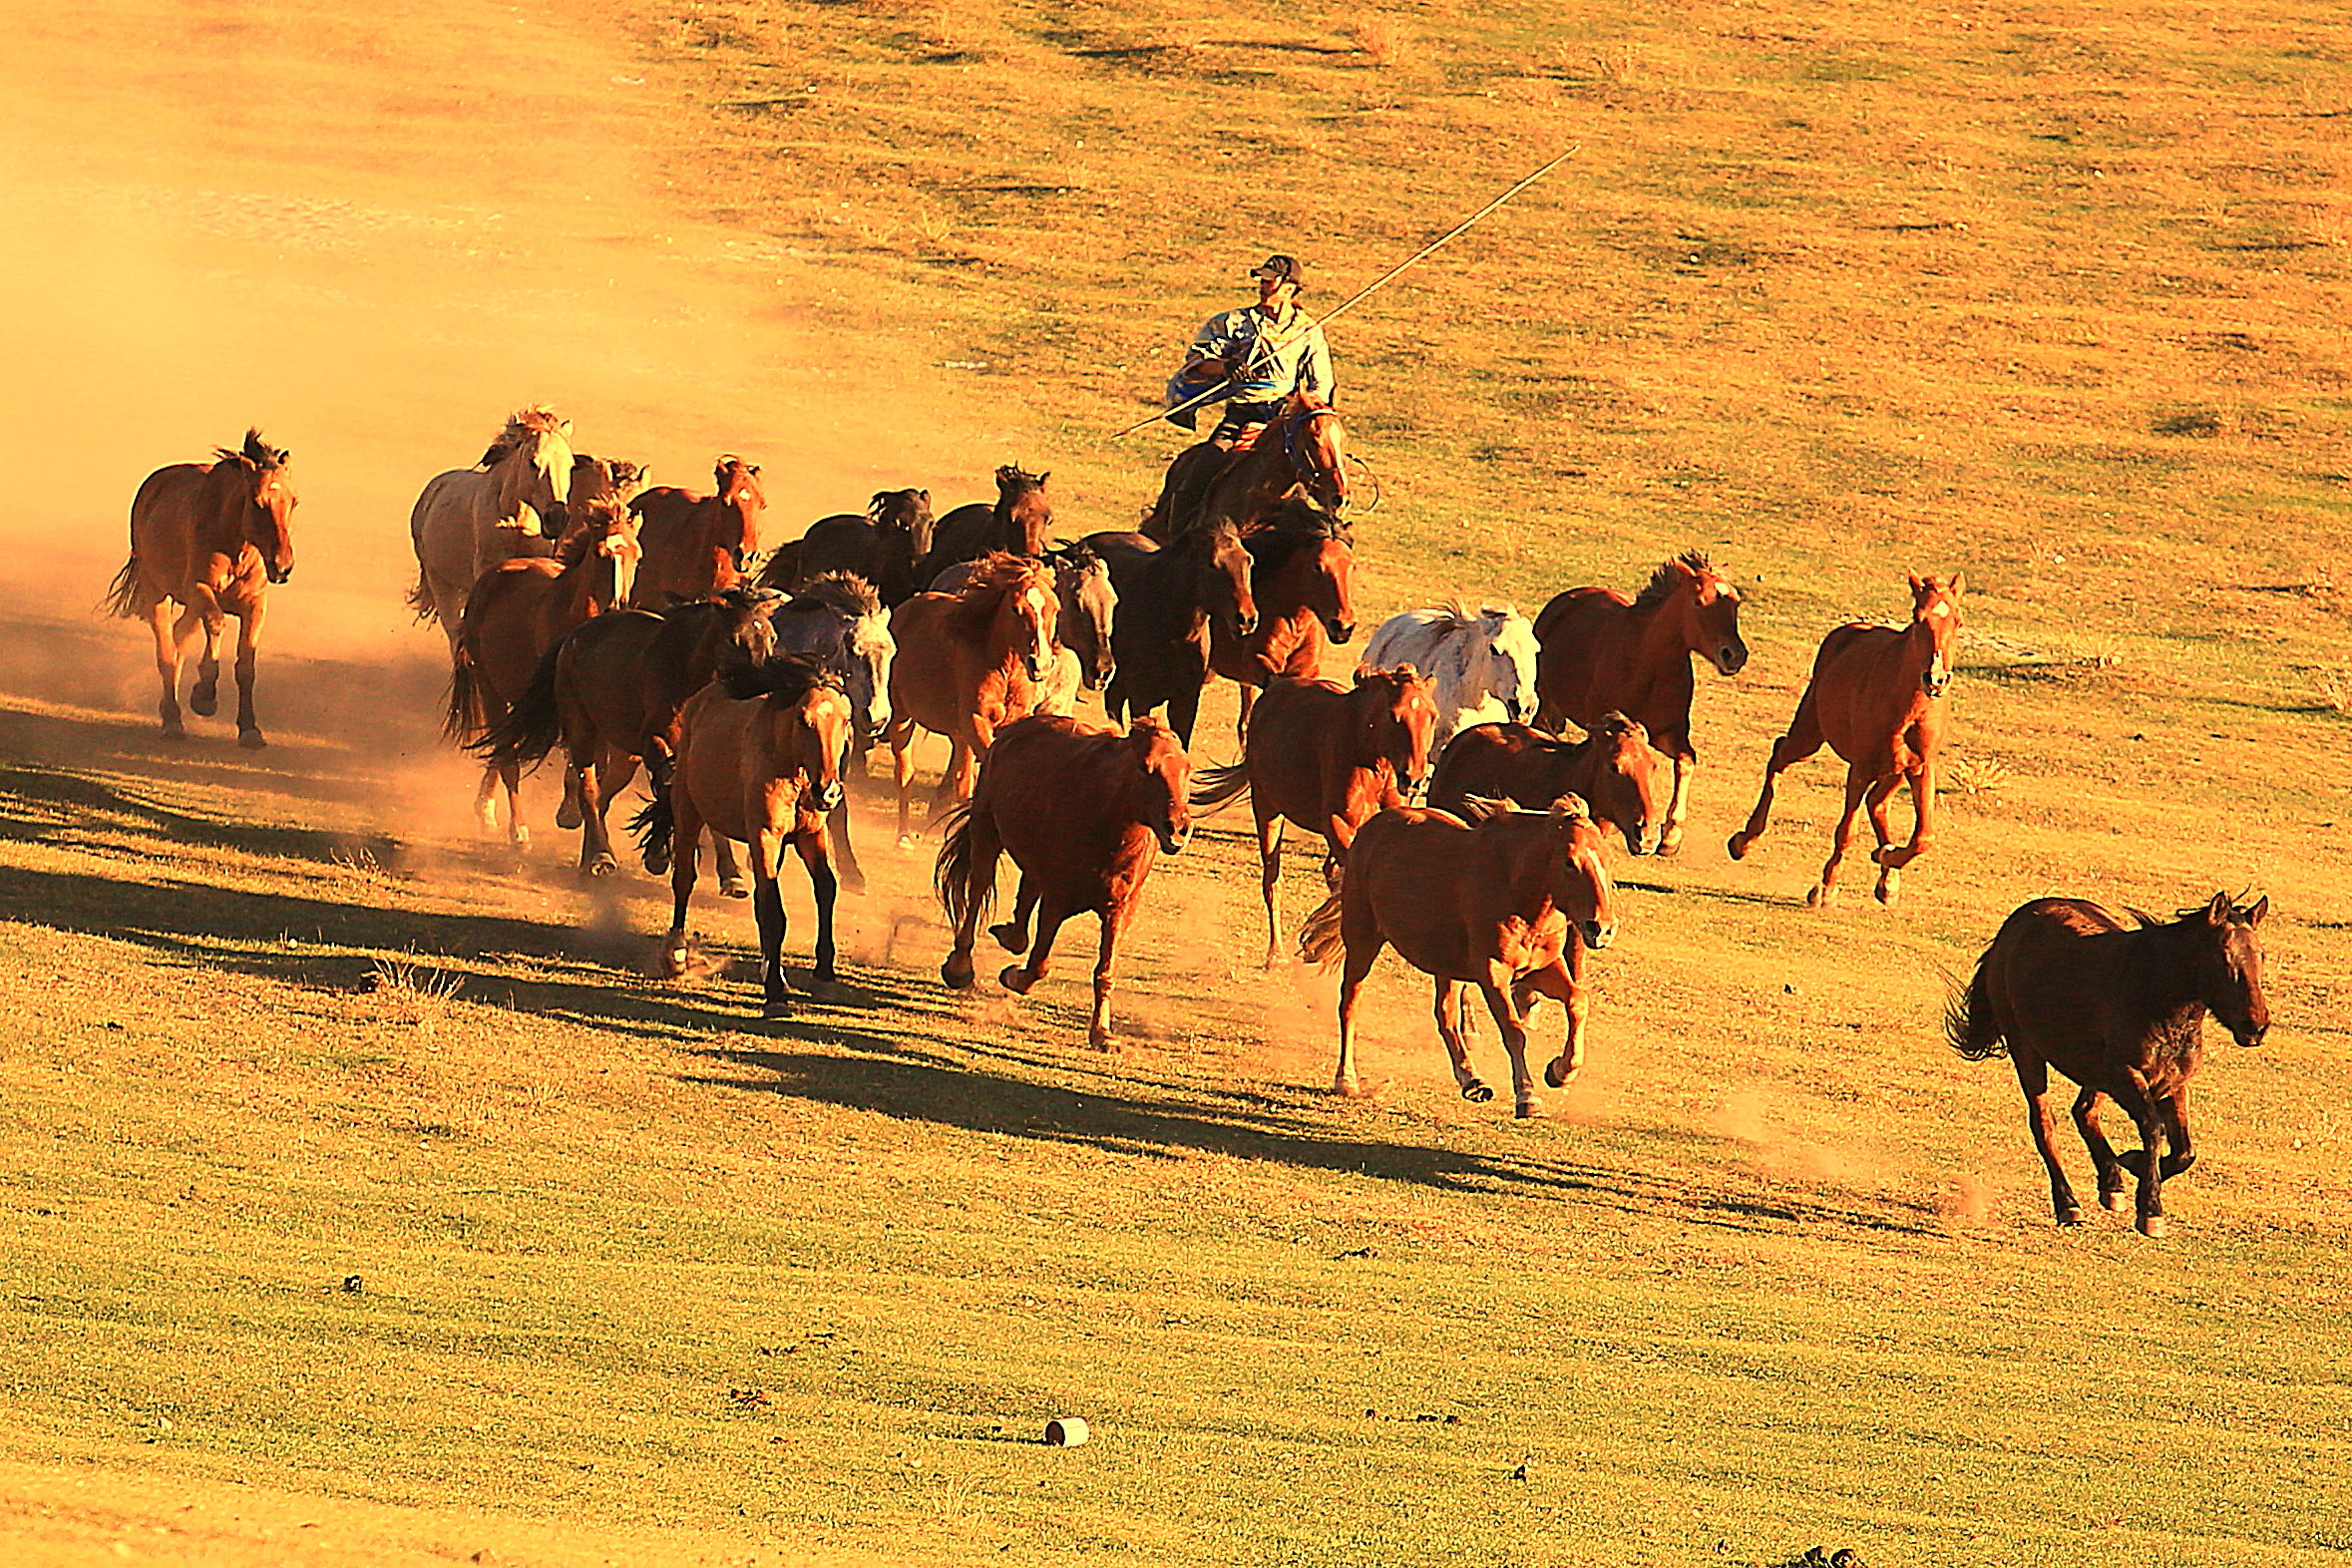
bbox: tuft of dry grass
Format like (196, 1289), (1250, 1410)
(1352, 15), (1410, 68)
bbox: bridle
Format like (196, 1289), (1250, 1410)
(1278, 404), (1350, 512)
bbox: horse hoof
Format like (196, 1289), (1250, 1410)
(662, 946), (690, 979)
(191, 688), (218, 718)
(2138, 1214), (2168, 1239)
(1089, 1031), (1122, 1054)
(720, 881), (751, 900)
(161, 722), (187, 741)
(999, 965), (1037, 994)
(237, 729), (267, 751)
(2100, 1188), (2129, 1211)
(584, 856), (617, 879)
(761, 1000), (794, 1021)
(1804, 885), (1826, 908)
(1514, 1100), (1546, 1120)
(1874, 879), (1900, 907)
(511, 826), (532, 849)
(843, 871), (868, 895)
(2056, 1208), (2084, 1228)
(1331, 1075), (1365, 1099)
(1726, 835), (1749, 861)
(1543, 1056), (1578, 1089)
(1460, 1082), (1494, 1104)
(942, 958), (976, 989)
(556, 802), (584, 830)
(1655, 832), (1683, 858)
(987, 921), (1027, 955)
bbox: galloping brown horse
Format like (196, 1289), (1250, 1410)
(1086, 522), (1257, 746)
(634, 652), (854, 1018)
(1147, 393), (1351, 543)
(1189, 667), (1437, 965)
(937, 715), (1192, 1051)
(932, 544), (1116, 713)
(1950, 894), (2270, 1237)
(474, 587), (777, 882)
(884, 553), (1058, 840)
(1425, 715), (1661, 856)
(1299, 797), (1617, 1115)
(1728, 574), (1962, 907)
(1209, 498), (1357, 738)
(918, 466), (1053, 579)
(105, 430), (297, 748)
(1532, 553), (1748, 856)
(766, 489), (934, 606)
(629, 456), (764, 605)
(445, 500), (642, 845)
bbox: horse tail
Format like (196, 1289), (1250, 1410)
(443, 641), (488, 745)
(1189, 760), (1253, 815)
(934, 802), (993, 932)
(407, 571), (441, 625)
(628, 776), (675, 874)
(1298, 879), (1347, 969)
(1943, 955), (2006, 1061)
(474, 638), (565, 771)
(102, 553), (141, 619)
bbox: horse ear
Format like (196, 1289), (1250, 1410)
(2244, 895), (2270, 926)
(920, 488), (931, 502)
(1548, 793), (1590, 822)
(1947, 571), (1966, 595)
(2204, 891), (2231, 926)
(1907, 572), (1926, 594)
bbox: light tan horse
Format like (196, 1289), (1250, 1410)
(884, 552), (1058, 842)
(408, 407), (576, 651)
(104, 430), (297, 748)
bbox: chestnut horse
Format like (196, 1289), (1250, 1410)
(1949, 894), (2270, 1237)
(1532, 552), (1749, 856)
(1189, 667), (1437, 965)
(769, 574), (896, 893)
(633, 652), (854, 1018)
(105, 429), (297, 748)
(932, 544), (1117, 715)
(765, 489), (935, 606)
(1208, 499), (1359, 739)
(1728, 573), (1963, 907)
(474, 587), (778, 883)
(918, 466), (1053, 579)
(1146, 392), (1352, 543)
(884, 553), (1058, 840)
(1299, 797), (1617, 1115)
(445, 500), (641, 846)
(408, 407), (575, 650)
(1425, 716), (1661, 856)
(629, 456), (764, 605)
(937, 715), (1193, 1051)
(540, 454), (647, 543)
(1085, 522), (1257, 746)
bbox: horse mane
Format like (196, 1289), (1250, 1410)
(946, 552), (1045, 631)
(994, 464), (1046, 492)
(784, 571), (881, 619)
(478, 405), (567, 467)
(215, 428), (286, 470)
(553, 501), (628, 565)
(1632, 552), (1715, 610)
(714, 647), (843, 704)
(1589, 711), (1640, 742)
(1245, 499), (1348, 570)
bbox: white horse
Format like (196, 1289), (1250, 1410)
(409, 407), (577, 652)
(1360, 602), (1540, 754)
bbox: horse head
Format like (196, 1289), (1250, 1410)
(1048, 546), (1118, 690)
(231, 429), (296, 585)
(872, 488), (935, 559)
(1907, 571), (1965, 697)
(1354, 663), (1438, 792)
(715, 456), (767, 572)
(1586, 712), (1661, 856)
(2187, 892), (2270, 1048)
(1125, 716), (1193, 855)
(1476, 605), (1539, 723)
(1280, 395), (1350, 516)
(1650, 552), (1747, 676)
(1196, 522), (1259, 636)
(490, 406), (575, 535)
(569, 499), (641, 606)
(1543, 794), (1618, 950)
(1257, 498), (1356, 643)
(994, 466), (1052, 554)
(845, 588), (896, 746)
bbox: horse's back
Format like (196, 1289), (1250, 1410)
(1532, 587), (1641, 722)
(123, 463), (216, 599)
(1981, 898), (2137, 1066)
(1149, 442), (1231, 542)
(1425, 722), (1563, 814)
(1362, 608), (1452, 673)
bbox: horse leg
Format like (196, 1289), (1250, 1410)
(940, 807), (1000, 990)
(472, 764), (504, 837)
(1727, 693), (1822, 861)
(1235, 681), (1257, 746)
(794, 828), (840, 985)
(1001, 897), (1074, 996)
(1256, 807), (1287, 968)
(1472, 969), (1540, 1118)
(1085, 904), (1130, 1052)
(891, 719), (919, 844)
(2111, 1069), (2172, 1237)
(1863, 774), (1903, 905)
(1657, 748), (1696, 857)
(1807, 765), (1872, 909)
(1169, 683), (1203, 750)
(1529, 939), (1592, 1088)
(190, 604), (224, 718)
(1875, 756), (1939, 874)
(580, 751), (633, 878)
(148, 600), (187, 738)
(226, 600), (266, 747)
(714, 832), (750, 899)
(829, 800), (867, 896)
(500, 758), (529, 850)
(662, 789), (703, 979)
(2071, 1085), (2130, 1211)
(2013, 1050), (2082, 1225)
(751, 827), (794, 1017)
(1333, 924), (1384, 1098)
(1431, 978), (1489, 1104)
(2157, 1084), (2196, 1181)
(989, 877), (1036, 955)
(556, 761), (584, 831)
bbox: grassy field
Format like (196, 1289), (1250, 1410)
(5, 0), (2352, 1563)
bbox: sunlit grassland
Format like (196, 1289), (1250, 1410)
(6, 0), (2352, 1562)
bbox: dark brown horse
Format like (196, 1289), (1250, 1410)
(629, 456), (764, 605)
(633, 652), (854, 1018)
(1425, 715), (1661, 856)
(763, 488), (935, 607)
(884, 553), (1058, 840)
(106, 430), (297, 748)
(937, 715), (1192, 1051)
(1728, 574), (1962, 907)
(1299, 797), (1617, 1115)
(1532, 552), (1749, 857)
(1190, 667), (1437, 965)
(918, 466), (1053, 580)
(1147, 392), (1352, 543)
(1950, 894), (2271, 1237)
(1085, 522), (1257, 746)
(473, 587), (778, 883)
(445, 500), (641, 846)
(1208, 498), (1358, 738)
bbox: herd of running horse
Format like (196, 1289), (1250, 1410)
(98, 403), (2271, 1238)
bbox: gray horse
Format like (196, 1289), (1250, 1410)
(409, 407), (576, 651)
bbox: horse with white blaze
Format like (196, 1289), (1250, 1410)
(1360, 603), (1539, 753)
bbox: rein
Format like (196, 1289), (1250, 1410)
(1279, 405), (1349, 508)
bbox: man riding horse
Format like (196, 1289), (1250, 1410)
(1149, 255), (1348, 541)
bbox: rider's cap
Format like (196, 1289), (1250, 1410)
(1250, 253), (1307, 288)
